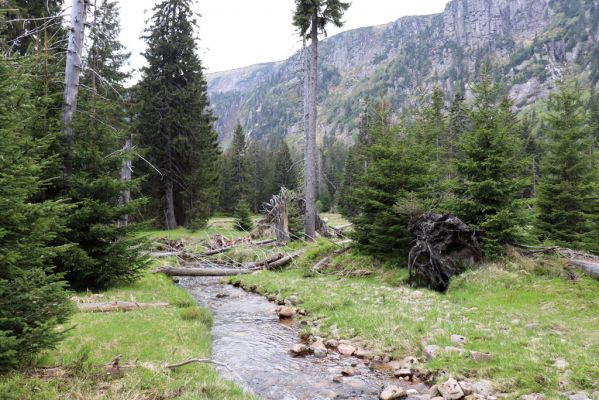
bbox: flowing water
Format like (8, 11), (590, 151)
(179, 277), (425, 400)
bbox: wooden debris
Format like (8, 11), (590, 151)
(155, 250), (305, 277)
(166, 358), (232, 371)
(312, 247), (351, 273)
(77, 302), (170, 313)
(515, 244), (599, 280)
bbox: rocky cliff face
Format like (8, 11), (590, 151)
(207, 0), (599, 144)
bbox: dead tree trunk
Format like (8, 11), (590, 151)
(62, 0), (90, 177)
(164, 179), (177, 230)
(275, 200), (290, 242)
(408, 213), (482, 291)
(118, 138), (132, 227)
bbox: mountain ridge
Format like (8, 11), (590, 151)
(207, 0), (599, 143)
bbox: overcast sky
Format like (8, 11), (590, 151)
(117, 0), (449, 79)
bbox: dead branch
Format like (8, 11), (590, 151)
(311, 247), (351, 273)
(166, 358), (232, 371)
(514, 244), (599, 280)
(77, 302), (170, 313)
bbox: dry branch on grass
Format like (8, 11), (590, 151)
(165, 358), (232, 371)
(76, 302), (170, 313)
(311, 247), (351, 273)
(515, 244), (599, 279)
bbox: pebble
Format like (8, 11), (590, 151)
(286, 295), (300, 305)
(354, 348), (373, 359)
(450, 334), (467, 345)
(276, 306), (294, 318)
(337, 344), (356, 356)
(472, 380), (492, 397)
(569, 394), (591, 400)
(380, 385), (407, 400)
(521, 394), (544, 400)
(470, 351), (493, 362)
(341, 367), (355, 376)
(325, 339), (339, 348)
(438, 378), (465, 400)
(554, 358), (569, 370)
(423, 345), (440, 360)
(290, 343), (309, 356)
(394, 368), (413, 378)
(458, 381), (472, 396)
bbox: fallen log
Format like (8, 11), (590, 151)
(200, 246), (236, 256)
(312, 247), (351, 273)
(77, 301), (170, 313)
(148, 251), (183, 258)
(514, 245), (599, 280)
(155, 250), (305, 277)
(568, 259), (599, 279)
(154, 266), (252, 277)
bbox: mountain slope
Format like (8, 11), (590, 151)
(207, 0), (599, 143)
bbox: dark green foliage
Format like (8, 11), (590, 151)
(0, 0), (64, 54)
(350, 102), (433, 257)
(273, 140), (298, 192)
(0, 57), (72, 371)
(287, 200), (304, 241)
(247, 140), (276, 212)
(220, 124), (251, 213)
(449, 72), (529, 258)
(138, 0), (220, 229)
(536, 81), (599, 251)
(234, 201), (254, 232)
(54, 0), (149, 291)
(318, 133), (348, 211)
(292, 0), (351, 38)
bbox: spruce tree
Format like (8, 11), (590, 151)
(273, 140), (298, 191)
(138, 0), (220, 229)
(247, 140), (276, 212)
(536, 81), (598, 251)
(350, 103), (433, 257)
(220, 124), (252, 213)
(450, 72), (528, 257)
(0, 56), (72, 370)
(54, 0), (149, 291)
(446, 92), (469, 178)
(234, 201), (254, 232)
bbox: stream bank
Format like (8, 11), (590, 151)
(180, 276), (426, 400)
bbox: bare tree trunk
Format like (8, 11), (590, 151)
(275, 200), (290, 242)
(304, 12), (319, 241)
(118, 138), (132, 227)
(62, 0), (90, 177)
(164, 179), (177, 230)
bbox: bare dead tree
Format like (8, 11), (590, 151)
(62, 0), (90, 177)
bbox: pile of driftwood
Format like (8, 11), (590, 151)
(407, 213), (483, 291)
(154, 250), (304, 277)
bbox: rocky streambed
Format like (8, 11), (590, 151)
(179, 276), (428, 400)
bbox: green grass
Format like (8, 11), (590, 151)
(234, 250), (599, 399)
(0, 220), (258, 400)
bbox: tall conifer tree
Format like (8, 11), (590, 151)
(54, 0), (148, 290)
(536, 81), (598, 251)
(450, 72), (528, 257)
(138, 0), (219, 229)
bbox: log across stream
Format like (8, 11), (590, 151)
(179, 277), (425, 400)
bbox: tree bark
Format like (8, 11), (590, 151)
(304, 11), (319, 241)
(62, 0), (90, 177)
(118, 138), (132, 227)
(164, 179), (177, 230)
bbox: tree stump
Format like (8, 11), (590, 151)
(407, 213), (482, 291)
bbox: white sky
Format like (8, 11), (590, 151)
(117, 0), (449, 79)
